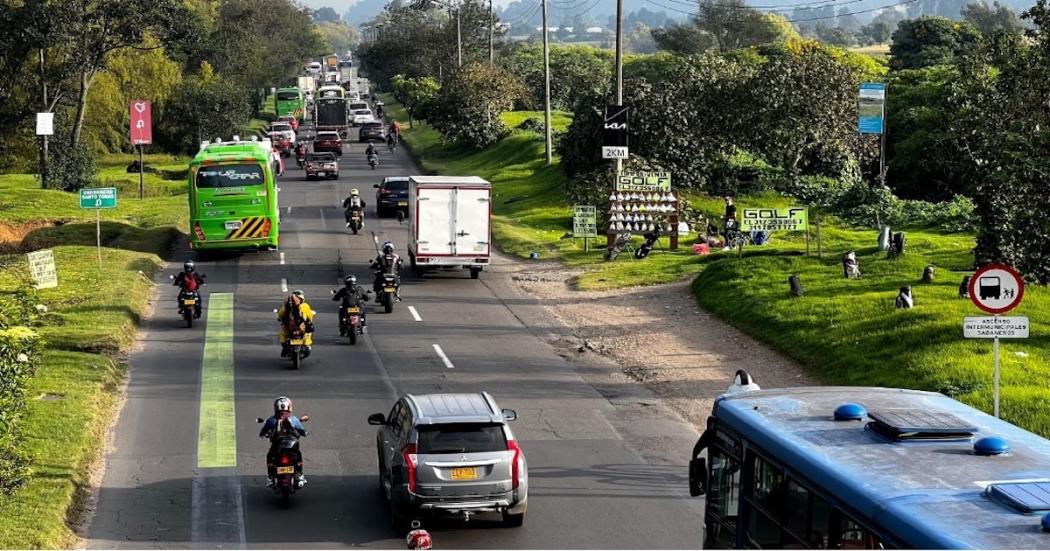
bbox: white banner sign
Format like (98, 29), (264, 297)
(964, 316), (1029, 339)
(36, 113), (54, 136)
(27, 249), (58, 289)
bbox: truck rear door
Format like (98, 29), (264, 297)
(454, 188), (490, 257)
(417, 187), (455, 256)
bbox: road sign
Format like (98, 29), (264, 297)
(129, 100), (152, 145)
(80, 187), (118, 209)
(740, 207), (809, 232)
(616, 171), (671, 192)
(602, 105), (628, 159)
(968, 263), (1024, 314)
(964, 316), (1029, 339)
(858, 83), (886, 134)
(35, 112), (54, 136)
(27, 249), (58, 289)
(573, 205), (598, 238)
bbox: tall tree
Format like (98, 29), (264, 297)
(391, 74), (440, 127)
(313, 6), (341, 23)
(962, 1), (1024, 34)
(889, 16), (983, 69)
(694, 0), (798, 51)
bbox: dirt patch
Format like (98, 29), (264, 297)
(0, 221), (57, 253)
(494, 257), (816, 429)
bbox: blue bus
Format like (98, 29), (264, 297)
(689, 372), (1050, 549)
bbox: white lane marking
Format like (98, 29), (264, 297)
(433, 344), (454, 369)
(280, 278), (288, 293)
(286, 206), (292, 214)
(279, 252), (286, 265)
(408, 306), (422, 322)
(319, 208), (327, 229)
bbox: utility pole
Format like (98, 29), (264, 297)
(38, 48), (48, 189)
(541, 0), (552, 166)
(489, 0), (495, 64)
(613, 0), (624, 174)
(457, 3), (463, 67)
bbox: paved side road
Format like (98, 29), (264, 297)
(84, 122), (704, 548)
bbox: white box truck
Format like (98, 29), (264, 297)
(408, 176), (492, 279)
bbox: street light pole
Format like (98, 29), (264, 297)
(613, 0), (624, 173)
(541, 0), (552, 166)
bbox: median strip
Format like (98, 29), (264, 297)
(197, 293), (237, 469)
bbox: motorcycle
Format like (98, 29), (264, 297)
(257, 415), (309, 506)
(332, 290), (366, 345)
(376, 272), (399, 313)
(285, 327), (310, 369)
(169, 274), (204, 327)
(295, 148), (307, 169)
(368, 153), (379, 170)
(346, 208), (363, 234)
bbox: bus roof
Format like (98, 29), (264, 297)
(715, 387), (1050, 549)
(191, 140), (272, 165)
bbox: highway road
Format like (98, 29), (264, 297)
(87, 119), (703, 548)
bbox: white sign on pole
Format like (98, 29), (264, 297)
(35, 113), (54, 136)
(26, 249), (58, 289)
(964, 316), (1030, 339)
(602, 146), (628, 159)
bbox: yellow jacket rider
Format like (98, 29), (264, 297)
(278, 290), (315, 357)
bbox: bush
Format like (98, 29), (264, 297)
(0, 326), (42, 494)
(515, 117), (546, 134)
(43, 137), (97, 192)
(707, 151), (785, 197)
(427, 63), (524, 148)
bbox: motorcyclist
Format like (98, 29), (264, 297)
(332, 275), (369, 335)
(295, 141), (308, 167)
(172, 261), (205, 318)
(376, 104), (385, 119)
(277, 290), (315, 358)
(390, 120), (402, 138)
(365, 143), (377, 159)
(259, 396), (308, 488)
(370, 241), (403, 301)
(342, 188), (367, 227)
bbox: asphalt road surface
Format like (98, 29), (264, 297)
(87, 119), (704, 548)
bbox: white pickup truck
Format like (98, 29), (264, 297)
(408, 176), (492, 279)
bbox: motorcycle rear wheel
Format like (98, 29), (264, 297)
(280, 485), (292, 507)
(349, 325), (358, 345)
(183, 310), (193, 328)
(383, 293), (393, 313)
(291, 351), (300, 370)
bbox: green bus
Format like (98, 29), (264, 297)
(188, 139), (280, 251)
(274, 87), (305, 121)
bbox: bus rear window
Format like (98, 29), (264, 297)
(276, 91), (299, 101)
(196, 164), (266, 188)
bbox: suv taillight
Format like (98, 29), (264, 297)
(507, 439), (522, 489)
(402, 443), (418, 493)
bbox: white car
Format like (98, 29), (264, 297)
(306, 62), (322, 75)
(269, 122), (296, 143)
(347, 91), (360, 102)
(352, 109), (374, 125)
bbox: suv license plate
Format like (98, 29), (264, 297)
(398, 201), (408, 206)
(276, 466), (295, 475)
(317, 172), (325, 177)
(450, 467), (477, 480)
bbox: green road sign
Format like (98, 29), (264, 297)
(79, 187), (118, 209)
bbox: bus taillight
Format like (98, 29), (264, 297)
(193, 222), (205, 241)
(261, 218), (272, 236)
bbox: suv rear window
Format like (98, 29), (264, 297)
(417, 423), (507, 454)
(307, 153), (335, 161)
(316, 133), (340, 141)
(382, 179), (409, 190)
(363, 122), (383, 129)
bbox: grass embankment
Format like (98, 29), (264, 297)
(382, 95), (1050, 438)
(0, 154), (187, 548)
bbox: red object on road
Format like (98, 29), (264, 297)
(129, 100), (152, 145)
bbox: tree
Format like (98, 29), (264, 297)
(316, 21), (359, 55)
(949, 0), (1050, 281)
(695, 0), (798, 51)
(62, 0), (190, 145)
(427, 62), (524, 147)
(652, 22), (716, 54)
(391, 74), (440, 128)
(313, 6), (341, 23)
(862, 9), (907, 44)
(889, 16), (983, 69)
(156, 62), (252, 153)
(962, 1), (1023, 34)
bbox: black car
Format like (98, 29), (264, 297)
(359, 122), (387, 143)
(374, 177), (409, 217)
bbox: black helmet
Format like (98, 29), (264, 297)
(382, 241), (394, 254)
(345, 275), (357, 287)
(274, 396), (292, 415)
(184, 260), (195, 273)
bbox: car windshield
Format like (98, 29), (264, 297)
(383, 180), (409, 191)
(416, 423), (507, 454)
(349, 102), (368, 110)
(196, 163), (266, 188)
(307, 153), (335, 162)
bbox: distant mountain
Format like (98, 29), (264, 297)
(344, 0), (389, 25)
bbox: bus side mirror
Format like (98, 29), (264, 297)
(689, 457), (707, 497)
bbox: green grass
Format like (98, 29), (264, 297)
(0, 158), (182, 547)
(380, 94), (1050, 438)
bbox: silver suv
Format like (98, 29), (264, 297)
(368, 392), (528, 530)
